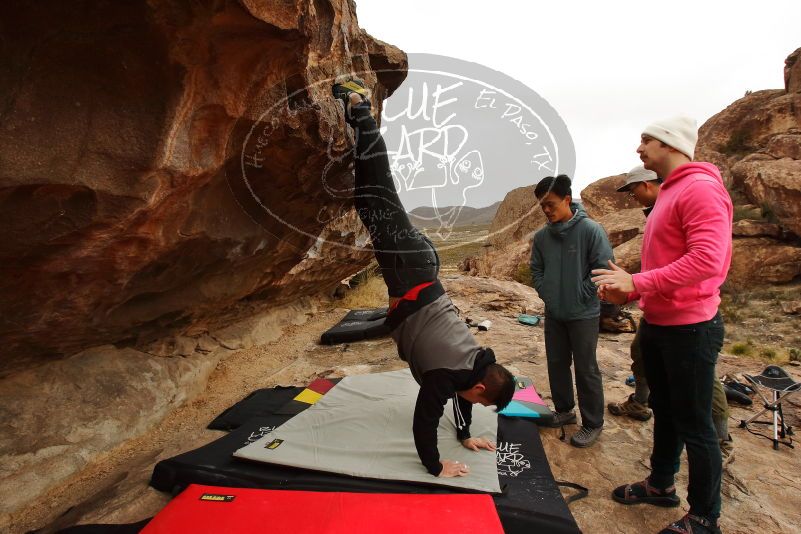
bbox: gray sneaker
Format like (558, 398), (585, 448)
(570, 426), (602, 448)
(543, 411), (577, 428)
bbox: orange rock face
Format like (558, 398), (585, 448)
(696, 45), (800, 184)
(0, 1), (407, 373)
(486, 185), (545, 249)
(579, 174), (640, 220)
(596, 208), (645, 248)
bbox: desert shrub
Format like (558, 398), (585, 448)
(760, 202), (780, 224)
(789, 348), (800, 362)
(337, 268), (387, 309)
(514, 263), (532, 285)
(722, 129), (752, 155)
(760, 347), (777, 361)
(733, 205), (761, 222)
(730, 342), (752, 356)
(719, 295), (743, 323)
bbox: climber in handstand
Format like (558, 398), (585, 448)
(331, 77), (514, 478)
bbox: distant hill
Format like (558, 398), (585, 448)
(408, 202), (501, 229)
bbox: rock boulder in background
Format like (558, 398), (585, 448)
(727, 238), (801, 288)
(732, 159), (801, 238)
(0, 0), (407, 374)
(596, 208), (645, 248)
(579, 174), (640, 220)
(486, 185), (545, 249)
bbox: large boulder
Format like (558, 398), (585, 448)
(471, 240), (532, 281)
(786, 47), (801, 93)
(0, 344), (219, 516)
(731, 159), (801, 238)
(580, 174), (641, 220)
(727, 238), (801, 288)
(0, 1), (406, 373)
(486, 185), (545, 249)
(695, 47), (801, 190)
(463, 185), (543, 281)
(732, 219), (782, 239)
(694, 89), (792, 184)
(612, 234), (643, 274)
(596, 208), (645, 248)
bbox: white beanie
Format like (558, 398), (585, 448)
(642, 116), (697, 159)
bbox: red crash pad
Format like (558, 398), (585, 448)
(142, 484), (504, 534)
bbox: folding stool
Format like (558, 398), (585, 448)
(739, 365), (800, 450)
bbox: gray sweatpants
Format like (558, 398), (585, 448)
(544, 316), (604, 429)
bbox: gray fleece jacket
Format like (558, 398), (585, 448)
(530, 202), (614, 321)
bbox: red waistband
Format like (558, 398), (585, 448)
(389, 281), (436, 312)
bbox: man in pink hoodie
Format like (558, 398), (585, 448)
(591, 116), (733, 534)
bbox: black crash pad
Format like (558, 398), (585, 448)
(207, 386), (302, 431)
(320, 308), (391, 345)
(151, 414), (579, 534)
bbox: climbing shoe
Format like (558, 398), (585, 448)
(570, 426), (602, 448)
(332, 75), (371, 121)
(541, 411), (577, 428)
(608, 394), (652, 421)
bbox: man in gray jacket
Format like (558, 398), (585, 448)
(531, 175), (613, 447)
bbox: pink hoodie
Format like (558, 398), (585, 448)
(629, 162), (733, 326)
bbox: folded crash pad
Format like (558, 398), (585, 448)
(141, 484), (503, 534)
(499, 376), (554, 424)
(320, 308), (390, 345)
(275, 377), (340, 415)
(207, 386), (301, 431)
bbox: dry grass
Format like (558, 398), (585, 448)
(337, 272), (388, 309)
(720, 281), (801, 364)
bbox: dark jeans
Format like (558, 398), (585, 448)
(544, 316), (604, 429)
(642, 312), (724, 520)
(631, 319), (730, 437)
(350, 104), (439, 297)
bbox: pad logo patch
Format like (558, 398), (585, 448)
(496, 442), (531, 477)
(244, 426), (276, 446)
(199, 494), (236, 502)
(265, 438), (284, 449)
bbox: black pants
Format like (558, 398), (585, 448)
(544, 316), (604, 429)
(642, 313), (724, 520)
(350, 103), (439, 297)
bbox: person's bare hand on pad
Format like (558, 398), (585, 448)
(461, 437), (496, 452)
(439, 459), (471, 477)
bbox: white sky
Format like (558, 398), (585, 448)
(355, 0), (800, 200)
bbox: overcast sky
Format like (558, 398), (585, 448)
(356, 0), (800, 204)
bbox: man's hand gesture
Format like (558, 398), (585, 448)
(461, 436), (496, 452)
(591, 260), (634, 304)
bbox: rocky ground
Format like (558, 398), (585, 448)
(6, 276), (800, 534)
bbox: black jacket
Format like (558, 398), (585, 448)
(412, 348), (496, 475)
(389, 281), (495, 475)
